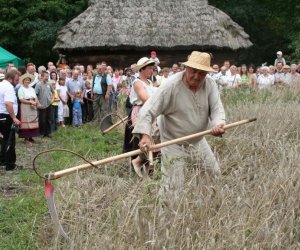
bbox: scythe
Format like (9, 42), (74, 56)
(34, 118), (256, 240)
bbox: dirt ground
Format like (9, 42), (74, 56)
(0, 136), (50, 199)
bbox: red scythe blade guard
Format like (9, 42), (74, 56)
(44, 180), (70, 240)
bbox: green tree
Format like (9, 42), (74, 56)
(0, 0), (88, 66)
(209, 0), (300, 65)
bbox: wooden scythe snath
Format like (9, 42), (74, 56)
(46, 118), (256, 180)
(34, 118), (256, 240)
(102, 116), (128, 134)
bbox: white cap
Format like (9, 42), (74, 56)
(0, 73), (5, 80)
(277, 51), (283, 55)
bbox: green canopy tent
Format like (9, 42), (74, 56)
(0, 47), (24, 69)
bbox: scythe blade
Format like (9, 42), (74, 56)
(44, 180), (70, 240)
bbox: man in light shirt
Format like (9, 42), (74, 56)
(133, 51), (225, 196)
(274, 62), (285, 85)
(0, 69), (20, 171)
(91, 62), (112, 122)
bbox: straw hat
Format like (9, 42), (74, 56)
(182, 51), (215, 72)
(136, 57), (156, 71)
(20, 73), (34, 84)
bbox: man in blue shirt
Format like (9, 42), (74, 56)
(91, 62), (112, 122)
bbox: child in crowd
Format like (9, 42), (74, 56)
(84, 81), (93, 122)
(72, 90), (83, 127)
(51, 80), (60, 131)
(274, 51), (286, 66)
(57, 77), (68, 127)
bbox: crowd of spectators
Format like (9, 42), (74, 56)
(0, 50), (300, 148)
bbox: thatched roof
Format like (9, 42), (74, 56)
(53, 0), (252, 51)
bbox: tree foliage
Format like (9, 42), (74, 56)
(0, 0), (299, 66)
(0, 0), (88, 66)
(209, 0), (300, 65)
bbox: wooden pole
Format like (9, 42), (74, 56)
(103, 116), (128, 134)
(46, 118), (256, 180)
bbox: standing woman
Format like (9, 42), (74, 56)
(86, 69), (94, 83)
(18, 73), (41, 144)
(240, 64), (250, 86)
(248, 64), (257, 87)
(257, 66), (274, 89)
(50, 72), (58, 84)
(123, 57), (158, 176)
(110, 69), (122, 111)
(226, 65), (242, 88)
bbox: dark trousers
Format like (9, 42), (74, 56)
(51, 105), (58, 131)
(81, 102), (85, 123)
(0, 114), (16, 170)
(39, 106), (52, 136)
(84, 99), (94, 122)
(109, 91), (117, 111)
(93, 94), (110, 123)
(67, 100), (73, 125)
(123, 109), (138, 153)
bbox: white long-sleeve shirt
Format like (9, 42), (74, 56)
(133, 71), (225, 145)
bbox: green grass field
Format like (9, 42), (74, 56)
(1, 87), (300, 249)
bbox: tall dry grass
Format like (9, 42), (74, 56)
(39, 88), (300, 249)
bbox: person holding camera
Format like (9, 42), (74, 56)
(0, 69), (20, 171)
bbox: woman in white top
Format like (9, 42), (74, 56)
(18, 73), (41, 144)
(57, 77), (69, 127)
(124, 57), (157, 177)
(257, 66), (274, 89)
(226, 65), (242, 88)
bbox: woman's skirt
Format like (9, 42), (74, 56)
(19, 103), (40, 138)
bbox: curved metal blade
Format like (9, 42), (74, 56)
(100, 113), (127, 134)
(44, 180), (70, 240)
(100, 113), (114, 133)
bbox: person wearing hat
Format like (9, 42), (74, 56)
(18, 73), (41, 145)
(123, 57), (159, 177)
(274, 51), (286, 66)
(133, 51), (225, 192)
(0, 69), (20, 171)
